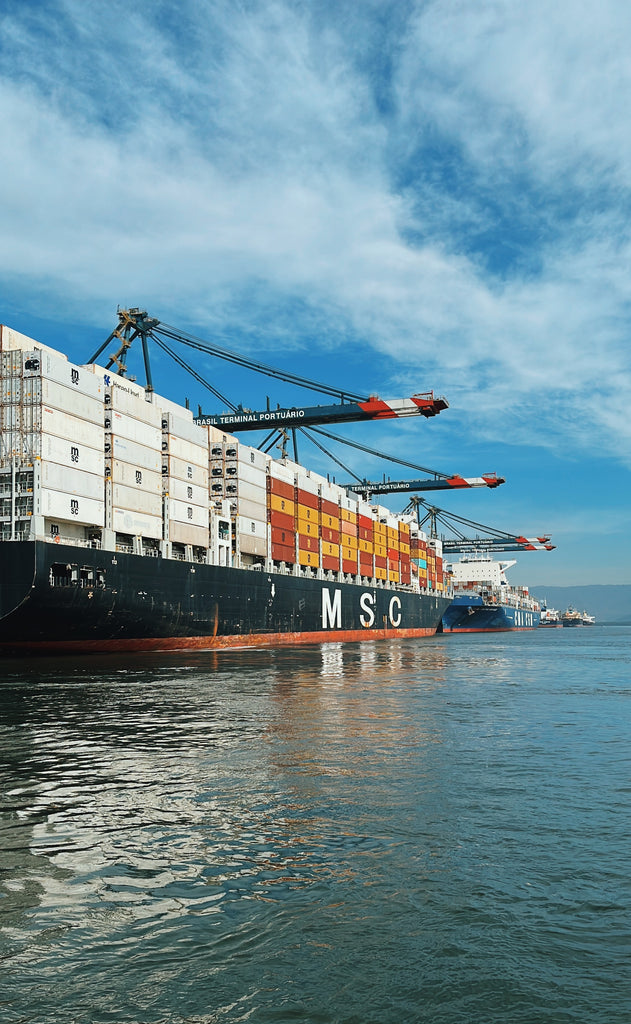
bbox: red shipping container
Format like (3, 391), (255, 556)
(269, 509), (295, 532)
(271, 526), (295, 546)
(342, 558), (358, 573)
(322, 554), (339, 571)
(358, 525), (373, 541)
(296, 487), (319, 510)
(298, 534), (319, 553)
(321, 498), (340, 518)
(374, 555), (387, 569)
(358, 514), (372, 529)
(271, 543), (295, 562)
(320, 525), (340, 543)
(268, 477), (294, 501)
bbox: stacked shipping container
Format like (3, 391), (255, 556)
(0, 325), (443, 594)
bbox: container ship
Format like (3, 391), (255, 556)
(440, 554), (541, 632)
(0, 321), (452, 655)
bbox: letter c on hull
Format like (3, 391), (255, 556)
(388, 595), (402, 627)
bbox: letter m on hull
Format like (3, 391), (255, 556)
(322, 588), (342, 629)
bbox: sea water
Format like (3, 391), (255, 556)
(1, 627), (629, 1023)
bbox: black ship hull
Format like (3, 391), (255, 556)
(0, 541), (451, 655)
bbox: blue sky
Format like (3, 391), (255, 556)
(1, 0), (630, 587)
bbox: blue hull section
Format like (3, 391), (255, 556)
(442, 596), (540, 632)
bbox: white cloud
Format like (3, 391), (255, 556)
(0, 0), (630, 469)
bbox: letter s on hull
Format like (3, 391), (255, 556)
(360, 591), (375, 628)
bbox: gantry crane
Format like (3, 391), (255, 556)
(89, 308), (505, 494)
(406, 498), (555, 553)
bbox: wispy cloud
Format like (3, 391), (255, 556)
(1, 0), (631, 469)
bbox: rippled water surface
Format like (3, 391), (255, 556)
(1, 628), (630, 1023)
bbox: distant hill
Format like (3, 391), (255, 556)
(529, 585), (631, 624)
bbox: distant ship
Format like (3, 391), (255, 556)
(561, 606), (595, 627)
(441, 555), (540, 632)
(539, 603), (563, 628)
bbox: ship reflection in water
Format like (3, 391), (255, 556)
(2, 631), (627, 1024)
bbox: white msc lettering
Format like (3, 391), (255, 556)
(389, 596), (402, 627)
(322, 588), (342, 629)
(359, 591), (375, 628)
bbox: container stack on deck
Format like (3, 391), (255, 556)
(0, 325), (444, 593)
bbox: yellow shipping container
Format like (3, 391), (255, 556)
(375, 566), (387, 580)
(399, 541), (410, 555)
(269, 493), (296, 515)
(297, 516), (318, 537)
(342, 534), (359, 550)
(341, 508), (357, 523)
(299, 550), (320, 567)
(374, 543), (387, 558)
(321, 512), (339, 529)
(388, 570), (400, 583)
(297, 502), (319, 523)
(359, 538), (374, 554)
(322, 542), (340, 557)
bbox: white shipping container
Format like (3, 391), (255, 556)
(168, 497), (209, 528)
(154, 393), (193, 422)
(39, 488), (104, 526)
(40, 462), (104, 501)
(238, 533), (268, 556)
(232, 459), (268, 489)
(166, 477), (209, 507)
(22, 377), (104, 425)
(162, 411), (208, 447)
(234, 479), (266, 504)
(111, 483), (163, 517)
(87, 365), (147, 401)
(108, 386), (162, 427)
(162, 454), (208, 488)
(1, 378), (21, 403)
(1, 405), (21, 430)
(1, 351), (23, 376)
(269, 458), (297, 485)
(208, 424), (230, 444)
(108, 435), (162, 474)
(107, 410), (162, 450)
(38, 407), (104, 451)
(236, 444), (270, 472)
(0, 326), (61, 358)
(169, 520), (209, 547)
(163, 433), (208, 468)
(236, 516), (267, 540)
(106, 460), (162, 494)
(111, 506), (162, 540)
(24, 350), (104, 402)
(41, 432), (104, 475)
(236, 497), (267, 522)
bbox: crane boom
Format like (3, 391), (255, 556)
(343, 472), (504, 497)
(405, 498), (555, 554)
(193, 394), (448, 431)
